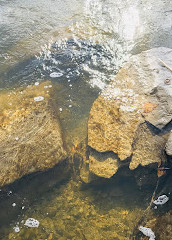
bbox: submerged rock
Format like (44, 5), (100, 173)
(89, 149), (119, 178)
(0, 81), (67, 187)
(87, 47), (172, 179)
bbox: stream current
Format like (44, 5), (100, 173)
(0, 0), (172, 239)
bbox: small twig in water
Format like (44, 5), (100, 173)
(158, 58), (172, 73)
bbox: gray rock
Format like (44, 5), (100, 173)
(165, 130), (172, 155)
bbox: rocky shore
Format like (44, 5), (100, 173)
(1, 47), (172, 188)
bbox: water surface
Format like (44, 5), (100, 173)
(0, 0), (172, 239)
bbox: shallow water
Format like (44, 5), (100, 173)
(0, 0), (172, 239)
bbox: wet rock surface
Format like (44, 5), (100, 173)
(165, 130), (172, 156)
(130, 123), (167, 170)
(88, 47), (172, 178)
(0, 81), (67, 187)
(89, 149), (119, 178)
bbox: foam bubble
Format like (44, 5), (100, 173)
(13, 226), (20, 233)
(34, 96), (44, 102)
(153, 195), (169, 205)
(50, 72), (63, 78)
(139, 226), (155, 239)
(24, 218), (39, 228)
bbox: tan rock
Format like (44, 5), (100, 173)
(0, 81), (67, 186)
(88, 47), (172, 178)
(88, 95), (144, 161)
(89, 150), (119, 178)
(130, 124), (167, 170)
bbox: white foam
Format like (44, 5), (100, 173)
(24, 218), (39, 228)
(13, 226), (20, 233)
(34, 96), (44, 102)
(153, 195), (169, 205)
(50, 72), (63, 78)
(139, 226), (155, 240)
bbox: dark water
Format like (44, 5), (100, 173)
(0, 0), (172, 239)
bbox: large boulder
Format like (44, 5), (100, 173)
(0, 81), (67, 187)
(87, 47), (172, 178)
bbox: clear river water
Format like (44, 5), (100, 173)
(0, 0), (172, 239)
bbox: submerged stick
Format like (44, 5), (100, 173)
(131, 179), (160, 240)
(158, 58), (172, 73)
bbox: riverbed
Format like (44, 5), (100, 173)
(0, 0), (172, 239)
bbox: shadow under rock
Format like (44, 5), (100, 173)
(0, 158), (71, 228)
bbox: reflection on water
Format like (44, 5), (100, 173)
(0, 0), (172, 239)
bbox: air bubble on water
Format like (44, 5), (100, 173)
(34, 96), (44, 102)
(139, 226), (155, 240)
(153, 195), (169, 205)
(24, 218), (39, 228)
(12, 203), (16, 207)
(13, 226), (20, 233)
(50, 72), (63, 78)
(35, 82), (39, 86)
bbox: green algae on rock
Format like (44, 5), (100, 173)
(0, 81), (67, 187)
